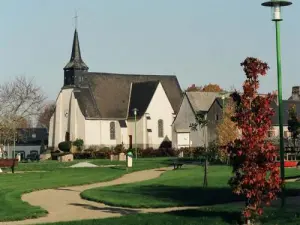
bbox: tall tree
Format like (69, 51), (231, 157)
(38, 102), (56, 130)
(0, 76), (45, 144)
(226, 57), (281, 223)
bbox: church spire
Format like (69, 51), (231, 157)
(64, 28), (89, 71)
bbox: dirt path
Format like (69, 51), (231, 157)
(0, 167), (199, 225)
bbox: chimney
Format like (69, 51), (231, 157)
(291, 86), (300, 100)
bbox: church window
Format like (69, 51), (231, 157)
(110, 122), (116, 140)
(158, 119), (164, 138)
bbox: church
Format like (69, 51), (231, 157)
(48, 29), (183, 149)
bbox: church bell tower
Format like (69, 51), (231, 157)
(63, 29), (89, 87)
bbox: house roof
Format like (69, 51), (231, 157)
(73, 88), (100, 118)
(128, 81), (159, 118)
(74, 72), (182, 119)
(186, 92), (221, 112)
(16, 128), (48, 145)
(64, 29), (89, 71)
(271, 100), (300, 126)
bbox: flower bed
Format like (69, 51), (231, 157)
(275, 161), (298, 168)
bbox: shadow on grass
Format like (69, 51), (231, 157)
(69, 203), (140, 215)
(99, 185), (245, 207)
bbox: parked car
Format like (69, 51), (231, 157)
(24, 152), (40, 162)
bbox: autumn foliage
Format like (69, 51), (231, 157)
(186, 83), (223, 92)
(226, 57), (281, 220)
(216, 98), (239, 162)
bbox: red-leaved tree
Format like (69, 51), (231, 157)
(226, 57), (281, 222)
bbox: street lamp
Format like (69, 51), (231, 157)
(262, 0), (292, 207)
(132, 108), (138, 159)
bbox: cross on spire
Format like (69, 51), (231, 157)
(74, 11), (78, 30)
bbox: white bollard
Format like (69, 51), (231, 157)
(127, 152), (133, 168)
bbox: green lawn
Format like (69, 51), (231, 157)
(0, 157), (172, 222)
(41, 204), (300, 225)
(81, 166), (300, 208)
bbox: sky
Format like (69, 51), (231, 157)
(0, 0), (299, 101)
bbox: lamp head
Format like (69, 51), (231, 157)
(262, 1), (292, 21)
(133, 108), (138, 116)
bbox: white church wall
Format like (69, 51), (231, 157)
(127, 118), (145, 149)
(85, 120), (101, 146)
(48, 114), (54, 147)
(49, 88), (74, 148)
(145, 83), (174, 149)
(120, 125), (128, 147)
(100, 120), (118, 147)
(70, 92), (85, 141)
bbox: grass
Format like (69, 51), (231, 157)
(0, 157), (172, 222)
(81, 165), (300, 208)
(40, 204), (300, 225)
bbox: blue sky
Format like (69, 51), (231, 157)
(0, 0), (298, 101)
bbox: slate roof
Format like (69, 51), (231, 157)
(271, 100), (300, 126)
(16, 128), (48, 145)
(186, 92), (222, 112)
(73, 88), (100, 118)
(128, 81), (159, 118)
(64, 29), (89, 71)
(75, 72), (182, 119)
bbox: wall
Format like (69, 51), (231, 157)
(206, 100), (223, 143)
(70, 92), (85, 141)
(3, 145), (40, 159)
(84, 120), (101, 146)
(270, 125), (290, 138)
(127, 118), (144, 148)
(49, 88), (86, 148)
(145, 83), (174, 148)
(172, 94), (204, 148)
(48, 88), (74, 148)
(98, 120), (120, 147)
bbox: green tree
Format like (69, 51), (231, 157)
(288, 104), (300, 150)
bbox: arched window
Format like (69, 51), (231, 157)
(110, 122), (116, 140)
(158, 119), (164, 138)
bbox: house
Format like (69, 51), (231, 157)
(206, 97), (232, 143)
(268, 86), (300, 139)
(48, 28), (182, 149)
(2, 128), (48, 159)
(172, 91), (229, 149)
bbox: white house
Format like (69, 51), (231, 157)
(48, 29), (182, 149)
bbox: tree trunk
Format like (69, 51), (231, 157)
(203, 157), (208, 187)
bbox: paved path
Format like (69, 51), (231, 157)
(0, 167), (199, 225)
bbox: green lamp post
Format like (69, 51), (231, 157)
(262, 0), (292, 207)
(132, 108), (138, 159)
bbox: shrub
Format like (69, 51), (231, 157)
(58, 141), (72, 152)
(113, 144), (126, 154)
(73, 138), (84, 151)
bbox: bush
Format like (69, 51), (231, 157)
(58, 141), (72, 152)
(73, 138), (84, 151)
(113, 144), (126, 154)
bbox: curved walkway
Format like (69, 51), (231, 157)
(0, 167), (199, 225)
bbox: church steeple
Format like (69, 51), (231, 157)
(64, 29), (89, 71)
(63, 29), (89, 87)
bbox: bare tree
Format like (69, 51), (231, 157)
(37, 102), (56, 130)
(0, 76), (46, 144)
